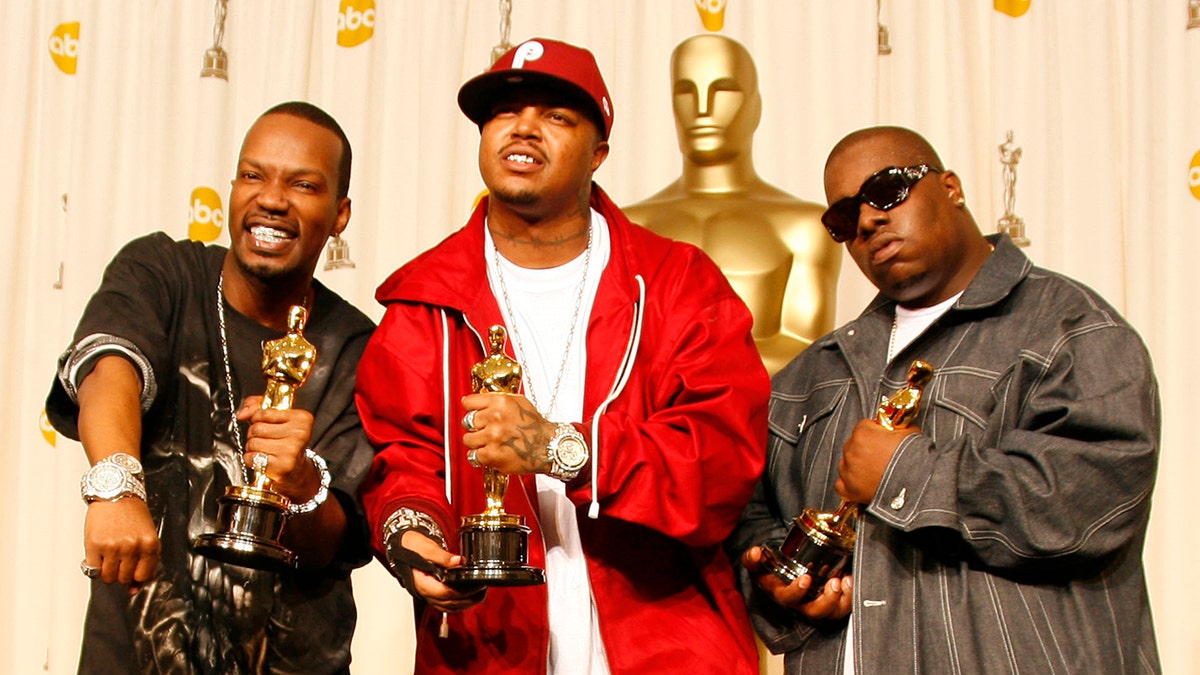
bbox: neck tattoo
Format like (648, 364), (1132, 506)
(492, 222), (592, 417)
(491, 226), (589, 248)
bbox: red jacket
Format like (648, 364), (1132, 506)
(356, 186), (769, 674)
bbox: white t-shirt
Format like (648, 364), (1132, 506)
(485, 210), (611, 675)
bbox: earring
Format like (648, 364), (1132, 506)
(324, 233), (356, 270)
(954, 196), (966, 207)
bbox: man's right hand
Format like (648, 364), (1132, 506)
(400, 530), (487, 613)
(83, 497), (160, 592)
(741, 545), (853, 622)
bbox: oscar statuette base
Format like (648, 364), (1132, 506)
(443, 513), (545, 588)
(760, 507), (854, 602)
(194, 485), (297, 572)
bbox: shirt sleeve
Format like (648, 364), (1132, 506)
(46, 233), (184, 440)
(872, 321), (1160, 574)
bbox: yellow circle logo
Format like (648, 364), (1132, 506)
(188, 186), (225, 242)
(39, 409), (57, 447)
(49, 22), (80, 74)
(694, 0), (727, 31)
(1190, 150), (1200, 201)
(337, 0), (376, 48)
(994, 0), (1031, 17)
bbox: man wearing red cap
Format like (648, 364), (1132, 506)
(356, 38), (769, 673)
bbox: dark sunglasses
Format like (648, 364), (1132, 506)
(821, 164), (942, 243)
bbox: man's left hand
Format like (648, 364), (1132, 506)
(741, 546), (853, 621)
(237, 395), (320, 504)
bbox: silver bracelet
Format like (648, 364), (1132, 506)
(382, 507), (447, 551)
(287, 449), (330, 515)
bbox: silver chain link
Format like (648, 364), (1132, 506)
(492, 223), (592, 417)
(216, 274), (248, 481)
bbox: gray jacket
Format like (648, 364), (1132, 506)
(731, 235), (1161, 673)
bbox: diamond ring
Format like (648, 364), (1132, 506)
(467, 449), (480, 468)
(251, 452), (269, 474)
(462, 410), (478, 432)
(80, 559), (101, 579)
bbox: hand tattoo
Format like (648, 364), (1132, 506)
(503, 406), (553, 473)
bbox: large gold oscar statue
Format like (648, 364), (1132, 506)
(624, 34), (840, 375)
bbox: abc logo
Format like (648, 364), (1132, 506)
(1190, 150), (1200, 201)
(994, 0), (1031, 17)
(39, 409), (57, 447)
(694, 0), (727, 32)
(337, 0), (375, 48)
(49, 22), (80, 75)
(188, 186), (225, 242)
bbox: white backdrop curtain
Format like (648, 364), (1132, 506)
(2, 1), (1196, 673)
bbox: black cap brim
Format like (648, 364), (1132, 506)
(457, 69), (609, 139)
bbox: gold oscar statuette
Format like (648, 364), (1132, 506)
(443, 325), (546, 587)
(194, 305), (316, 571)
(760, 360), (934, 599)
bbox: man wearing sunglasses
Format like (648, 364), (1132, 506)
(731, 126), (1160, 673)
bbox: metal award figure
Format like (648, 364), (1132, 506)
(1190, 0), (1200, 29)
(997, 130), (1030, 246)
(444, 325), (546, 587)
(323, 233), (356, 270)
(760, 360), (934, 600)
(624, 34), (841, 375)
(195, 305), (316, 571)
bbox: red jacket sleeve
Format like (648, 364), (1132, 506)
(571, 254), (771, 549)
(355, 305), (456, 556)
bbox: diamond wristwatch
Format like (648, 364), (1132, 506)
(80, 452), (146, 503)
(546, 423), (589, 482)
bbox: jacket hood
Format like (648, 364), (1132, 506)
(375, 183), (672, 315)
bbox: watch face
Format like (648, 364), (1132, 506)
(557, 436), (589, 470)
(103, 453), (143, 477)
(86, 463), (128, 499)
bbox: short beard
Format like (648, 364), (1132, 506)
(233, 247), (291, 284)
(489, 186), (539, 206)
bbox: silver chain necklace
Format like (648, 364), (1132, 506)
(492, 222), (592, 417)
(216, 274), (247, 478)
(888, 313), (898, 362)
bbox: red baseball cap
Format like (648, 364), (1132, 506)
(458, 38), (614, 140)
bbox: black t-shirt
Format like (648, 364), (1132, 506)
(47, 233), (375, 675)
